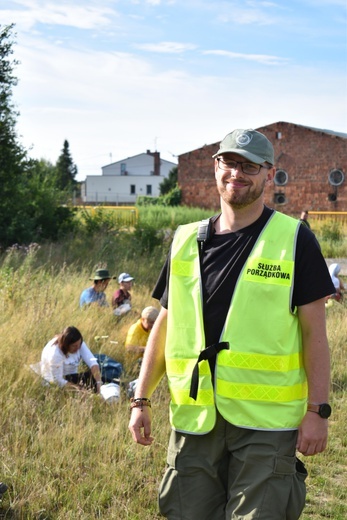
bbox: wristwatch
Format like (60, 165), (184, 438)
(307, 402), (332, 419)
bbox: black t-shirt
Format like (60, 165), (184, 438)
(152, 207), (335, 347)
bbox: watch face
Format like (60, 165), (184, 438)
(319, 403), (332, 419)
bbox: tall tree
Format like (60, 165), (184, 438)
(55, 139), (78, 192)
(25, 158), (76, 241)
(0, 25), (76, 247)
(0, 23), (30, 246)
(159, 166), (178, 195)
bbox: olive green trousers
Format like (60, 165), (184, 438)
(158, 412), (307, 519)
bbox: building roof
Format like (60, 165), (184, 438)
(178, 121), (347, 158)
(102, 151), (177, 169)
(262, 121), (347, 139)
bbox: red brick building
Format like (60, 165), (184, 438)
(178, 122), (347, 216)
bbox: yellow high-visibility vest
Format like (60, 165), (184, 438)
(166, 211), (307, 434)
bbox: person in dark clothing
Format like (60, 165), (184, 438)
(129, 129), (334, 520)
(300, 210), (311, 228)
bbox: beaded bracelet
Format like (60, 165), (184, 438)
(130, 397), (152, 411)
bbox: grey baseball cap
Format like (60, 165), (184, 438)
(212, 129), (274, 165)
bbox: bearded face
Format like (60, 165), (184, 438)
(215, 154), (273, 209)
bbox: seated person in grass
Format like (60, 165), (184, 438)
(327, 263), (345, 303)
(80, 268), (115, 308)
(125, 306), (159, 359)
(112, 272), (134, 315)
(41, 326), (102, 393)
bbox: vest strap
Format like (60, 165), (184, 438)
(189, 342), (229, 400)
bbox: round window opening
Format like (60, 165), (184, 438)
(328, 169), (344, 187)
(274, 169), (288, 186)
(274, 193), (286, 205)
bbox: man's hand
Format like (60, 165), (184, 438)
(128, 407), (154, 446)
(296, 412), (328, 456)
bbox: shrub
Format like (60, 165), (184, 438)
(137, 187), (181, 207)
(137, 195), (161, 206)
(321, 221), (342, 242)
(161, 186), (182, 206)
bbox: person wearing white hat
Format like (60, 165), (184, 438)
(112, 273), (134, 315)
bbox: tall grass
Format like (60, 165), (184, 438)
(310, 219), (347, 259)
(0, 208), (346, 519)
(0, 249), (167, 519)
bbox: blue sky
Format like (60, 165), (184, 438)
(2, 0), (347, 181)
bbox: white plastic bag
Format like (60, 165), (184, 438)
(113, 303), (131, 316)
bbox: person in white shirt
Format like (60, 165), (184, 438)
(328, 263), (344, 302)
(41, 326), (102, 393)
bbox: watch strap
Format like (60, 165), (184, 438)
(307, 402), (331, 418)
(307, 403), (320, 414)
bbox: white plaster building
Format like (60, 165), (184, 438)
(82, 150), (176, 204)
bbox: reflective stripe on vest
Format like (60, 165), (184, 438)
(166, 212), (307, 434)
(167, 222), (216, 434)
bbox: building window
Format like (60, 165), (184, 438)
(328, 169), (344, 187)
(274, 193), (287, 205)
(146, 185), (152, 195)
(130, 185), (136, 195)
(328, 193), (337, 202)
(121, 163), (127, 175)
(274, 169), (288, 186)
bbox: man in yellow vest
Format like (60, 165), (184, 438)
(129, 129), (334, 519)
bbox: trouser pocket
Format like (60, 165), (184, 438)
(158, 431), (226, 520)
(286, 457), (307, 520)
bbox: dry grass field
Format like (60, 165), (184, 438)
(0, 209), (346, 519)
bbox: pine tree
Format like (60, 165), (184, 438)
(55, 139), (78, 192)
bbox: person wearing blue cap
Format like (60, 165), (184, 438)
(129, 129), (334, 519)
